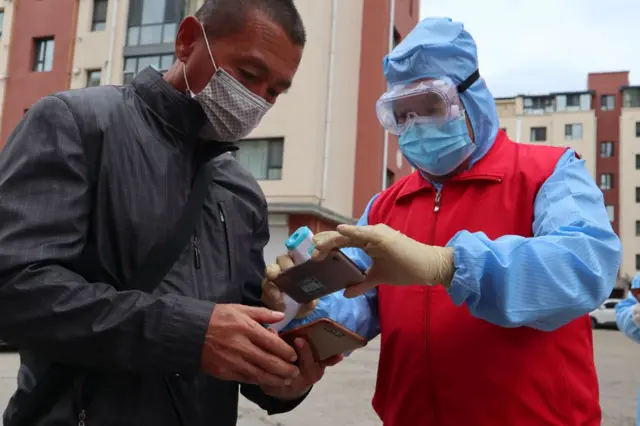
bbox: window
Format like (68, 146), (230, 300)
(530, 127), (547, 142)
(636, 187), (640, 203)
(636, 154), (640, 169)
(33, 38), (54, 72)
(233, 138), (284, 180)
(636, 220), (640, 236)
(600, 141), (614, 158)
(127, 0), (182, 46)
(599, 173), (614, 190)
(636, 122), (640, 137)
(0, 9), (5, 38)
(564, 123), (583, 140)
(385, 169), (395, 189)
(566, 94), (580, 108)
(123, 54), (174, 83)
(603, 301), (618, 310)
(606, 205), (615, 222)
(92, 0), (108, 31)
(636, 254), (640, 271)
(86, 69), (102, 87)
(600, 94), (615, 111)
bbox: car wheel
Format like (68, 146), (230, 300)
(590, 317), (598, 329)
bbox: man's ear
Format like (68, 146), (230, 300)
(175, 16), (202, 64)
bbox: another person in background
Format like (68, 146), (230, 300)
(262, 17), (621, 426)
(615, 275), (640, 424)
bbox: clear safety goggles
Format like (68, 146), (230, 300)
(376, 70), (480, 135)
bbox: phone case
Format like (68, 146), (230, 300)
(273, 251), (366, 304)
(279, 318), (367, 361)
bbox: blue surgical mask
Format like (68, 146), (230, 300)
(398, 115), (475, 176)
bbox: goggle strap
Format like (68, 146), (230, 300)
(456, 69), (480, 94)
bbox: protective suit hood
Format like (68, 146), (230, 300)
(383, 17), (499, 166)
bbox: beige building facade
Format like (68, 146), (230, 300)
(620, 87), (640, 279)
(497, 72), (640, 280)
(0, 0), (418, 264)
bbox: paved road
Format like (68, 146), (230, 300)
(0, 329), (637, 425)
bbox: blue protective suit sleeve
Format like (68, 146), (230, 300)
(281, 196), (380, 343)
(447, 149), (622, 331)
(615, 276), (640, 344)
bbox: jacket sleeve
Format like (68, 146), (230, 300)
(281, 195), (381, 344)
(615, 276), (640, 344)
(0, 95), (214, 374)
(239, 206), (310, 414)
(446, 149), (621, 331)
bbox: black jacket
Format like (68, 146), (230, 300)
(0, 68), (306, 425)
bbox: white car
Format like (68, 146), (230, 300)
(589, 299), (621, 329)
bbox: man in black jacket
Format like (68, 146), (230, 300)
(0, 0), (335, 425)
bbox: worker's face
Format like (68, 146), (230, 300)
(176, 12), (303, 105)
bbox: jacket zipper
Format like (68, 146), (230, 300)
(218, 203), (232, 280)
(78, 409), (87, 426)
(427, 188), (442, 423)
(192, 235), (201, 269)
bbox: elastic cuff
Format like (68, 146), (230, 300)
(154, 294), (215, 374)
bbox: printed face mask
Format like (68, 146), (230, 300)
(184, 23), (272, 141)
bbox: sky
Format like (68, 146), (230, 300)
(419, 0), (640, 97)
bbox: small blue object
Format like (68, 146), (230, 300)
(285, 226), (312, 250)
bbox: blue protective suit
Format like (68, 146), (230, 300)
(282, 17), (621, 338)
(614, 275), (640, 424)
(615, 275), (640, 343)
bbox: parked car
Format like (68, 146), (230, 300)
(589, 299), (621, 329)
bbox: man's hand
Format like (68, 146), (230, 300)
(313, 224), (455, 298)
(260, 337), (342, 400)
(261, 254), (317, 319)
(201, 304), (300, 387)
(632, 304), (640, 327)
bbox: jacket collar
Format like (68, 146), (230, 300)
(397, 131), (508, 202)
(131, 67), (208, 138)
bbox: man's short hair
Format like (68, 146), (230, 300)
(195, 0), (306, 46)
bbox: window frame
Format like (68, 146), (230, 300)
(599, 173), (614, 190)
(600, 141), (614, 158)
(91, 0), (108, 31)
(86, 69), (102, 87)
(123, 53), (174, 83)
(232, 138), (285, 181)
(0, 9), (5, 38)
(530, 126), (547, 142)
(126, 0), (182, 47)
(600, 94), (616, 111)
(33, 37), (55, 72)
(564, 123), (583, 140)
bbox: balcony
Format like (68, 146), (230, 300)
(523, 92), (592, 115)
(622, 87), (640, 108)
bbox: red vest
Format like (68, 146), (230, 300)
(368, 132), (600, 426)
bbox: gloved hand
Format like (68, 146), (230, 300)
(261, 254), (317, 319)
(313, 224), (455, 298)
(632, 303), (640, 327)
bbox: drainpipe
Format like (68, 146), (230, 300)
(319, 0), (338, 207)
(104, 0), (120, 85)
(381, 0), (396, 190)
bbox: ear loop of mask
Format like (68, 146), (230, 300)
(183, 22), (219, 96)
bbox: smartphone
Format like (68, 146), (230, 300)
(273, 250), (366, 304)
(279, 318), (367, 361)
(631, 288), (640, 301)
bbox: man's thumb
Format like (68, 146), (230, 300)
(238, 305), (285, 324)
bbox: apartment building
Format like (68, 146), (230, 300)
(496, 71), (640, 280)
(0, 0), (417, 263)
